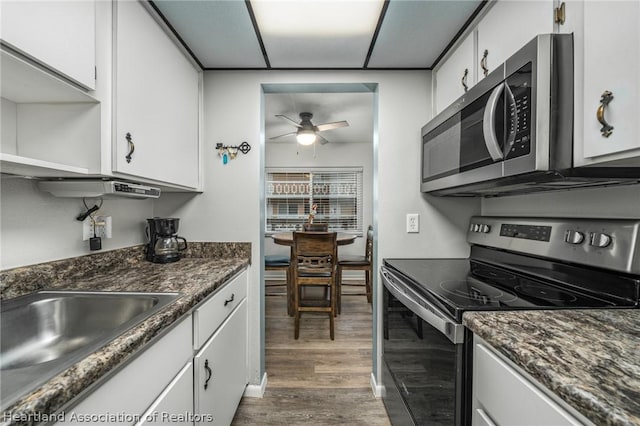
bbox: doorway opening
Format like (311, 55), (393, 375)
(257, 82), (379, 398)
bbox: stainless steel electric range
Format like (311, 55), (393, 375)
(380, 216), (640, 426)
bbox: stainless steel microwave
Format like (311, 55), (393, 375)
(421, 34), (640, 197)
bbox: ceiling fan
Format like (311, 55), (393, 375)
(269, 112), (349, 145)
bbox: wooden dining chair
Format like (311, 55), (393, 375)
(265, 254), (293, 316)
(292, 231), (338, 340)
(336, 225), (373, 314)
(302, 222), (329, 231)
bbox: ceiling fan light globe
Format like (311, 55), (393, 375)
(296, 131), (316, 145)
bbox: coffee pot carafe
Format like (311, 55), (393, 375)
(145, 217), (188, 263)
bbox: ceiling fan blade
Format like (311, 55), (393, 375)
(275, 114), (302, 128)
(317, 134), (330, 145)
(269, 131), (297, 140)
(315, 120), (349, 132)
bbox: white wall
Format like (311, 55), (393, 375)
(0, 177), (154, 269)
(482, 184), (640, 218)
(154, 69), (480, 389)
(265, 141), (374, 259)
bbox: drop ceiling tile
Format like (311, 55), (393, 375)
(153, 0), (266, 68)
(367, 0), (482, 68)
(251, 0), (385, 68)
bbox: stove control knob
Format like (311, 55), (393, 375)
(564, 230), (585, 244)
(589, 232), (612, 248)
(480, 224), (491, 233)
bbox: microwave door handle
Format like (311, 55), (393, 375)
(482, 83), (506, 161)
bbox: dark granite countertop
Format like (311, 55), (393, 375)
(0, 243), (251, 425)
(464, 309), (640, 426)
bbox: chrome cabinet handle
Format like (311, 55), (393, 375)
(482, 83), (506, 161)
(481, 49), (489, 77)
(125, 132), (135, 163)
(204, 359), (212, 390)
(461, 68), (469, 92)
(597, 90), (614, 137)
(224, 293), (235, 306)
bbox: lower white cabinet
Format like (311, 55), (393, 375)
(472, 337), (593, 426)
(137, 363), (194, 426)
(194, 299), (248, 426)
(55, 316), (193, 426)
(54, 267), (250, 426)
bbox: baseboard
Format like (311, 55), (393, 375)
(243, 372), (268, 398)
(370, 372), (383, 398)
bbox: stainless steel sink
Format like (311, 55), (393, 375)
(0, 290), (180, 409)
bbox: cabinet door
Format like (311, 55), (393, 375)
(473, 341), (585, 426)
(581, 1), (640, 160)
(137, 363), (194, 426)
(114, 1), (200, 189)
(477, 1), (554, 80)
(0, 0), (96, 89)
(194, 300), (247, 426)
(435, 31), (476, 115)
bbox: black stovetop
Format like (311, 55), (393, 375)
(384, 247), (640, 322)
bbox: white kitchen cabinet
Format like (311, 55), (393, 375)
(56, 316), (193, 426)
(137, 362), (194, 426)
(434, 31), (476, 115)
(472, 337), (594, 426)
(571, 1), (640, 165)
(476, 0), (554, 81)
(113, 0), (200, 189)
(0, 0), (96, 90)
(194, 300), (248, 426)
(433, 0), (555, 117)
(0, 49), (101, 178)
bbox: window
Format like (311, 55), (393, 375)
(265, 168), (363, 234)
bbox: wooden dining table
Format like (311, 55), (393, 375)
(271, 232), (357, 316)
(271, 232), (357, 247)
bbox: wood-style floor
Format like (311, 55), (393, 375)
(232, 280), (391, 425)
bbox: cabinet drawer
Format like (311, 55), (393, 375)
(193, 269), (247, 349)
(56, 316), (192, 425)
(473, 342), (581, 426)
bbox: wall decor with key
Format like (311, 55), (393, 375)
(216, 142), (251, 164)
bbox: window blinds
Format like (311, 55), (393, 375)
(265, 168), (363, 234)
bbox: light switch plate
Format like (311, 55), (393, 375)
(406, 214), (419, 233)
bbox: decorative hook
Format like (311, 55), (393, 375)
(216, 142), (251, 164)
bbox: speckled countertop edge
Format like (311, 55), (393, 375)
(0, 243), (251, 426)
(463, 309), (640, 426)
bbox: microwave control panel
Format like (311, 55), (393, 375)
(505, 62), (532, 160)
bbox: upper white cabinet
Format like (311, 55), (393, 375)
(0, 1), (100, 178)
(571, 1), (640, 165)
(433, 0), (555, 116)
(0, 0), (96, 90)
(113, 1), (200, 189)
(434, 32), (476, 115)
(476, 0), (554, 81)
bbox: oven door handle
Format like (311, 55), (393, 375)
(381, 268), (465, 344)
(482, 82), (506, 161)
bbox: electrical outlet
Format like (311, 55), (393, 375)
(406, 213), (419, 233)
(82, 218), (93, 241)
(96, 216), (112, 238)
(82, 216), (112, 240)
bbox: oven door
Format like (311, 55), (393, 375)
(381, 267), (471, 426)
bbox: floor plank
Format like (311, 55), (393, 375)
(232, 280), (390, 425)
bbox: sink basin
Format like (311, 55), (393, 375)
(0, 290), (180, 409)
